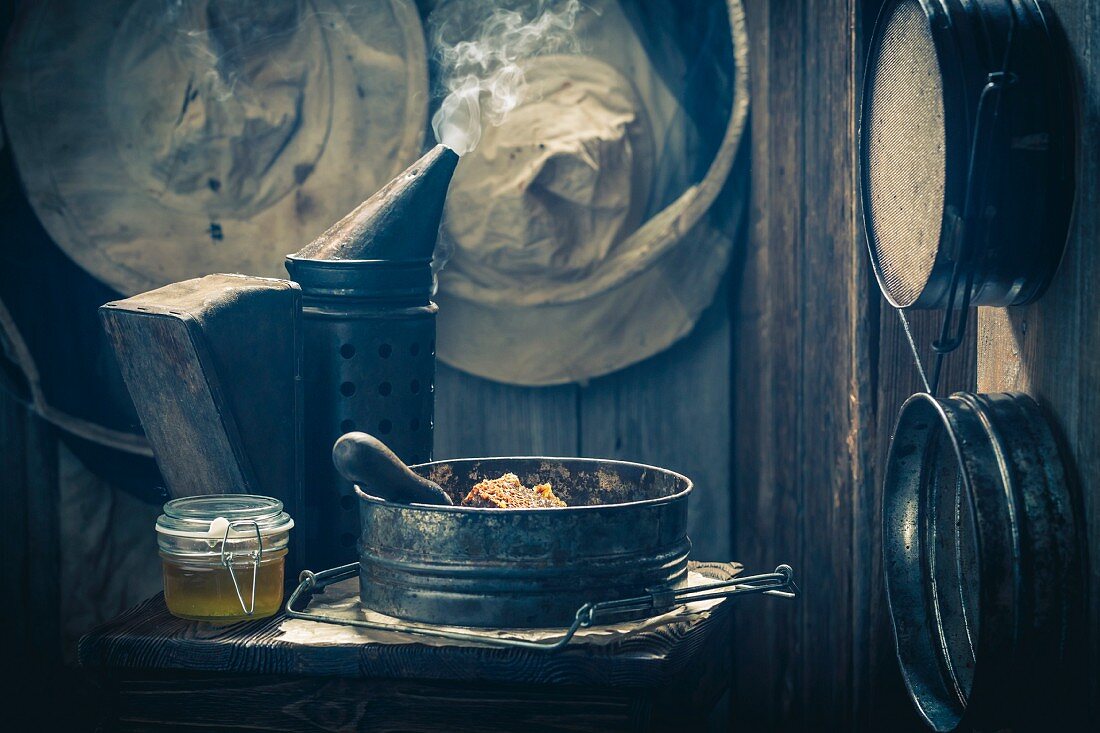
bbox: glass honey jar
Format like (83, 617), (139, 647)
(156, 495), (294, 623)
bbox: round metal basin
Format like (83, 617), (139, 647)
(356, 457), (692, 628)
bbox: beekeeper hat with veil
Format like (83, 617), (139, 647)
(429, 0), (749, 386)
(0, 0), (751, 451)
(0, 0), (429, 456)
(0, 0), (432, 647)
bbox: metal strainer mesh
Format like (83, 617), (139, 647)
(865, 0), (946, 307)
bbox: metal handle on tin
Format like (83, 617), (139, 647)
(285, 563), (797, 652)
(219, 519), (263, 616)
(579, 564), (799, 626)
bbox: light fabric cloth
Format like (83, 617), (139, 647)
(279, 570), (730, 648)
(2, 0), (428, 295)
(443, 56), (655, 297)
(434, 0), (749, 385)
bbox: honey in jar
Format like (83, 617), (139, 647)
(156, 495), (294, 623)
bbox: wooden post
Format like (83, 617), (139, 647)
(731, 2), (872, 728)
(728, 2), (981, 729)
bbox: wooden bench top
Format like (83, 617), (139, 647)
(78, 561), (743, 689)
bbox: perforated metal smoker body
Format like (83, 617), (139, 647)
(284, 145), (456, 571)
(287, 259), (437, 572)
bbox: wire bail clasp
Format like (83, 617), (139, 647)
(219, 519), (264, 616)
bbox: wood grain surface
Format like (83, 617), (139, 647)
(101, 312), (248, 498)
(79, 562), (740, 732)
(103, 674), (654, 733)
(726, 2), (986, 730)
(78, 562), (738, 686)
(730, 1), (872, 729)
(975, 1), (1100, 724)
(579, 291), (733, 558)
(100, 276), (302, 509)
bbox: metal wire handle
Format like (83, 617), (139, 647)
(219, 519), (263, 616)
(285, 563), (798, 652)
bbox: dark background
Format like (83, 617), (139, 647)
(2, 1), (1098, 730)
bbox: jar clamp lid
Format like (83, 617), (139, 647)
(157, 495), (294, 539)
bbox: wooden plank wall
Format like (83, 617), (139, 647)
(436, 2), (972, 729)
(728, 2), (980, 730)
(976, 0), (1100, 723)
(0, 388), (61, 697)
(729, 2), (871, 729)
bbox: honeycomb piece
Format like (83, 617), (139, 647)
(461, 473), (566, 508)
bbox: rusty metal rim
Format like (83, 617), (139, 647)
(286, 561), (797, 652)
(360, 541), (691, 569)
(883, 391), (1079, 732)
(354, 456), (694, 513)
(359, 541), (692, 581)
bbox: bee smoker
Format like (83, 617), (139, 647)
(286, 145), (459, 570)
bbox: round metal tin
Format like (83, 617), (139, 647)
(356, 457), (693, 628)
(883, 392), (1080, 731)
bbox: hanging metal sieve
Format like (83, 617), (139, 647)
(861, 0), (1075, 397)
(883, 392), (1081, 731)
(861, 0), (1074, 312)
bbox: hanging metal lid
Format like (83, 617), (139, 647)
(860, 0), (1074, 312)
(883, 392), (1081, 731)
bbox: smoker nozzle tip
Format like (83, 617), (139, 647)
(287, 142), (460, 263)
(432, 143), (461, 163)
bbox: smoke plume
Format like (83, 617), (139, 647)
(428, 0), (583, 155)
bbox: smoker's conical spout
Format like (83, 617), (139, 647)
(290, 144), (459, 262)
